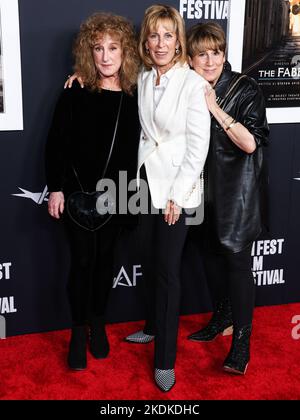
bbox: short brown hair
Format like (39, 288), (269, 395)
(187, 22), (226, 58)
(73, 12), (140, 95)
(139, 4), (187, 70)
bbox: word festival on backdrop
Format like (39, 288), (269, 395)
(0, 315), (5, 339)
(291, 315), (300, 340)
(0, 297), (17, 314)
(251, 239), (285, 286)
(179, 0), (229, 20)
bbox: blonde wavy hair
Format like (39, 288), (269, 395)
(73, 12), (140, 95)
(139, 4), (187, 70)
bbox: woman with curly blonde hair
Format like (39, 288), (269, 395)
(73, 13), (140, 94)
(45, 12), (141, 371)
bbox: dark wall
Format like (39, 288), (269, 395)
(0, 0), (299, 337)
(243, 0), (290, 61)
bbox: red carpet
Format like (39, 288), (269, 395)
(0, 303), (300, 400)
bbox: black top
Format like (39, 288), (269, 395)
(204, 62), (269, 254)
(45, 81), (140, 224)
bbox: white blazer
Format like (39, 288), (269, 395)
(137, 62), (210, 209)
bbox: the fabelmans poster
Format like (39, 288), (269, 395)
(0, 0), (23, 131)
(228, 0), (300, 124)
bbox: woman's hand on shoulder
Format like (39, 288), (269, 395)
(204, 83), (218, 114)
(48, 191), (65, 219)
(64, 73), (84, 89)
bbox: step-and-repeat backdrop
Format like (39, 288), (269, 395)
(0, 0), (299, 337)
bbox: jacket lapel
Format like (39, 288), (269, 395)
(215, 61), (236, 104)
(154, 63), (189, 136)
(138, 69), (159, 141)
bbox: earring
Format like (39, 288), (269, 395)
(175, 47), (180, 55)
(146, 48), (150, 55)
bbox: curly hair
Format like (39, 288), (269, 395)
(139, 4), (187, 70)
(73, 12), (140, 95)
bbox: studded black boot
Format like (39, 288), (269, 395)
(89, 316), (110, 359)
(223, 324), (252, 375)
(188, 299), (233, 342)
(67, 325), (87, 370)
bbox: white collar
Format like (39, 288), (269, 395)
(151, 61), (187, 83)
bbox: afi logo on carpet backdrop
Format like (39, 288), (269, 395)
(291, 315), (300, 340)
(113, 265), (142, 288)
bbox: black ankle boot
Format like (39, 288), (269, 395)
(67, 326), (87, 370)
(89, 316), (109, 359)
(223, 324), (252, 375)
(188, 299), (233, 342)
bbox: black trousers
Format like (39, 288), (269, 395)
(203, 246), (255, 328)
(139, 167), (190, 369)
(140, 210), (189, 369)
(64, 215), (121, 326)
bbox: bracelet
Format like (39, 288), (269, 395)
(222, 115), (232, 126)
(225, 120), (237, 131)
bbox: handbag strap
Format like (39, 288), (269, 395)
(72, 92), (124, 192)
(99, 92), (123, 180)
(217, 74), (247, 109)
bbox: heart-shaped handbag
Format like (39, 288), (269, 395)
(66, 190), (115, 231)
(66, 93), (123, 231)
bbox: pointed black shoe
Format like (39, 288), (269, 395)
(188, 299), (233, 342)
(223, 324), (252, 375)
(67, 326), (87, 370)
(89, 316), (110, 359)
(124, 330), (155, 344)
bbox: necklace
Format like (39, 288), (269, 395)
(101, 86), (122, 92)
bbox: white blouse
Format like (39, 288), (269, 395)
(152, 66), (176, 109)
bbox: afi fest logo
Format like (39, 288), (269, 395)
(113, 265), (142, 288)
(291, 315), (300, 340)
(12, 186), (48, 204)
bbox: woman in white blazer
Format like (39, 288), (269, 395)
(125, 5), (210, 392)
(65, 4), (210, 392)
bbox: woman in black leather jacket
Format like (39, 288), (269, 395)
(187, 22), (269, 375)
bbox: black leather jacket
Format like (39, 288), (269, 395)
(204, 62), (269, 254)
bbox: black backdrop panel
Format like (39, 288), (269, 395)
(0, 1), (299, 337)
